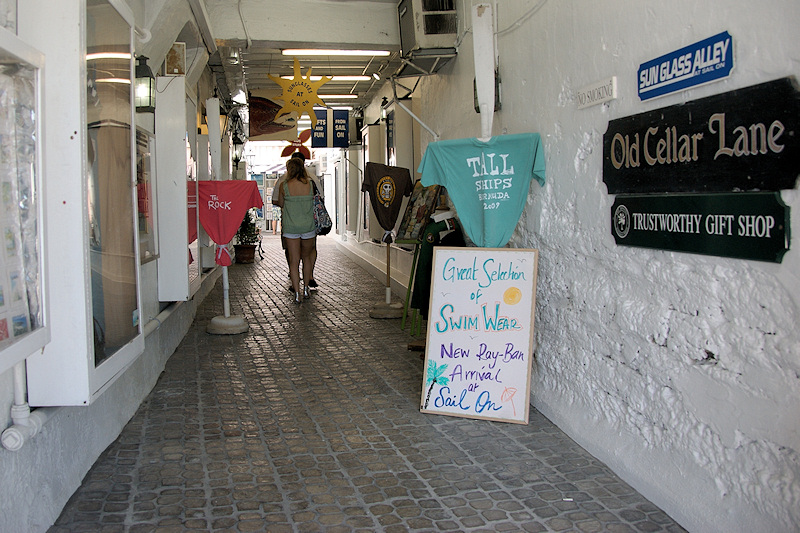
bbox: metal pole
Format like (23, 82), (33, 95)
(390, 78), (440, 142)
(222, 266), (231, 317)
(385, 242), (392, 304)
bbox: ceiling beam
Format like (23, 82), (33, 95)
(188, 0), (218, 55)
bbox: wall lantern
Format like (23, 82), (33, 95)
(232, 135), (245, 169)
(134, 55), (155, 113)
(380, 96), (389, 120)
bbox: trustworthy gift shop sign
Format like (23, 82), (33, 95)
(604, 77), (800, 194)
(611, 192), (789, 263)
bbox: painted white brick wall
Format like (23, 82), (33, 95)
(0, 0), (14, 32)
(414, 1), (799, 532)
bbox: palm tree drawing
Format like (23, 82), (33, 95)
(423, 361), (449, 409)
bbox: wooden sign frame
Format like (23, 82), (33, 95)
(420, 247), (538, 424)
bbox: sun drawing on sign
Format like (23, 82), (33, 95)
(267, 57), (331, 129)
(503, 286), (522, 305)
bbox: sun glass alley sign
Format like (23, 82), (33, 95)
(603, 77), (799, 262)
(638, 31), (734, 101)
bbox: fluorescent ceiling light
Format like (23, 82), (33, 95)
(281, 75), (371, 81)
(87, 52), (132, 60)
(282, 49), (390, 57)
(96, 78), (131, 84)
(319, 94), (358, 99)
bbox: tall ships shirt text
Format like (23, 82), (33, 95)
(418, 133), (546, 247)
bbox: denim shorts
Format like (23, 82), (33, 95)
(283, 230), (316, 240)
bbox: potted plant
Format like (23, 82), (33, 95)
(234, 208), (260, 263)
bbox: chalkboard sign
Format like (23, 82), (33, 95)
(420, 247), (538, 424)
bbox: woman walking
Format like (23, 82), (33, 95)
(273, 156), (316, 303)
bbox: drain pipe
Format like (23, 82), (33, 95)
(2, 302), (183, 451)
(143, 300), (182, 336)
(1, 361), (61, 451)
(1, 300), (185, 451)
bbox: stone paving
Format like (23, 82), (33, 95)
(49, 235), (687, 532)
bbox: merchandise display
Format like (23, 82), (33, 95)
(419, 133), (545, 247)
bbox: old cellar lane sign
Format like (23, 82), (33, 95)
(611, 192), (789, 263)
(603, 77), (800, 194)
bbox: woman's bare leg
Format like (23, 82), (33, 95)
(300, 236), (316, 295)
(285, 237), (302, 296)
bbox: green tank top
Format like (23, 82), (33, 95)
(281, 181), (315, 235)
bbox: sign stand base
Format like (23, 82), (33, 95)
(370, 300), (404, 319)
(207, 315), (249, 335)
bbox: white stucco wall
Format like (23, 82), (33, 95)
(411, 2), (799, 532)
(0, 0), (14, 31)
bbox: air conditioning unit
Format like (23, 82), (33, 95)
(399, 0), (457, 54)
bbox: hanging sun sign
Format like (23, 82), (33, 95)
(268, 57), (331, 128)
(420, 247), (539, 424)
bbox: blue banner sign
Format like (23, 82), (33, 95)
(638, 31), (733, 101)
(312, 109), (349, 148)
(332, 109), (348, 148)
(311, 109), (328, 148)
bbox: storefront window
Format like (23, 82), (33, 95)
(186, 96), (200, 290)
(86, 0), (139, 366)
(0, 39), (44, 365)
(136, 129), (158, 263)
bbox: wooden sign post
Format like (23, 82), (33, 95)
(420, 247), (538, 424)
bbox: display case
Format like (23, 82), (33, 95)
(0, 26), (48, 376)
(21, 0), (144, 405)
(155, 76), (206, 301)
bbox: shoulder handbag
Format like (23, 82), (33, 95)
(311, 181), (332, 235)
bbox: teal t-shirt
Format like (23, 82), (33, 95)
(418, 133), (545, 247)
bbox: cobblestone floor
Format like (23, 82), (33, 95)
(49, 235), (687, 532)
